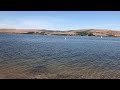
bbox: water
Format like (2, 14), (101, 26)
(0, 34), (120, 79)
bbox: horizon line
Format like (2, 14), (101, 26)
(0, 28), (120, 31)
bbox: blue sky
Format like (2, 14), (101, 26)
(0, 11), (120, 31)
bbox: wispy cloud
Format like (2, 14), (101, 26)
(0, 16), (120, 30)
(0, 16), (65, 30)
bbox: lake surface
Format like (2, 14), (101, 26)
(0, 34), (120, 79)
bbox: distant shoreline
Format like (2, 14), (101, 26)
(1, 33), (120, 38)
(1, 29), (120, 37)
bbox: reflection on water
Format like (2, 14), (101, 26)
(0, 34), (120, 79)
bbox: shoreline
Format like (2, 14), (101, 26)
(0, 67), (120, 79)
(1, 29), (120, 37)
(0, 33), (120, 38)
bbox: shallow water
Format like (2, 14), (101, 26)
(0, 34), (120, 79)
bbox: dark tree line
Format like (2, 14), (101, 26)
(76, 32), (94, 36)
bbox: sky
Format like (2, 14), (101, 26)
(0, 11), (120, 31)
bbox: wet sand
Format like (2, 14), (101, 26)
(0, 67), (120, 79)
(31, 69), (120, 79)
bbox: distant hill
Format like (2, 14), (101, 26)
(1, 28), (120, 37)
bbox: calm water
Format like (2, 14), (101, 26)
(0, 34), (120, 78)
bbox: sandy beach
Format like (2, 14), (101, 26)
(0, 67), (120, 79)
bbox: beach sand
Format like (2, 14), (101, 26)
(0, 67), (120, 79)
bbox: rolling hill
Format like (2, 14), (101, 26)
(1, 28), (120, 37)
